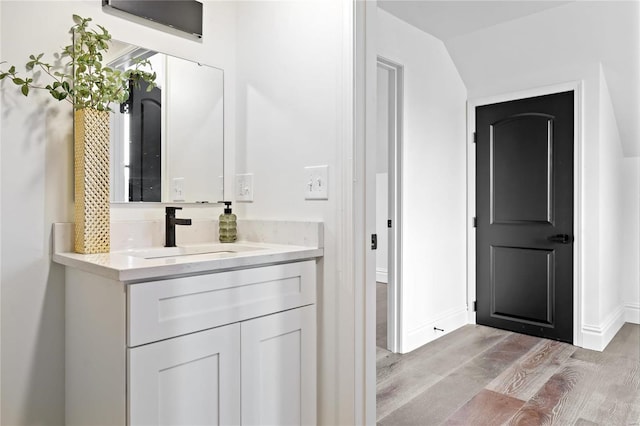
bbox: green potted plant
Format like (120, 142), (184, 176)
(0, 15), (157, 254)
(0, 14), (156, 110)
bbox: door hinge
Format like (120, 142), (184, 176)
(473, 132), (477, 143)
(473, 217), (477, 228)
(371, 234), (377, 250)
(387, 219), (392, 228)
(473, 301), (477, 312)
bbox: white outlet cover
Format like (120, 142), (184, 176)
(304, 165), (328, 200)
(236, 173), (254, 202)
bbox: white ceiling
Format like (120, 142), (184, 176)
(377, 1), (640, 157)
(378, 1), (573, 42)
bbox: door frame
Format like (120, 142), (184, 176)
(376, 56), (404, 353)
(466, 81), (583, 347)
(354, 0), (377, 424)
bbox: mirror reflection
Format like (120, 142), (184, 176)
(106, 41), (224, 203)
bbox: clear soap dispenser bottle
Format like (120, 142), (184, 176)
(218, 201), (237, 243)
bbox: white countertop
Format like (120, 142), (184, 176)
(53, 241), (323, 283)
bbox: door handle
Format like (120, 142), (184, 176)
(548, 234), (573, 244)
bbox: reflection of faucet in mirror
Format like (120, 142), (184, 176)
(105, 40), (225, 204)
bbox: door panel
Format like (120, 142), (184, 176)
(241, 305), (316, 426)
(492, 114), (554, 224)
(128, 324), (241, 425)
(491, 246), (554, 325)
(476, 91), (573, 343)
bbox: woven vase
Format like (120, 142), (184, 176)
(74, 108), (110, 254)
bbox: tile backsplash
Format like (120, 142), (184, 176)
(53, 220), (323, 253)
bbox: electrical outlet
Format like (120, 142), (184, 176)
(236, 173), (254, 202)
(172, 177), (185, 201)
(304, 165), (328, 200)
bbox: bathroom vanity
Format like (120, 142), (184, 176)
(53, 221), (323, 426)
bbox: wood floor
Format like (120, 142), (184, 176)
(376, 285), (640, 425)
(377, 282), (388, 348)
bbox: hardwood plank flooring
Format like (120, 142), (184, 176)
(486, 339), (575, 401)
(444, 389), (524, 426)
(377, 323), (640, 425)
(377, 282), (388, 349)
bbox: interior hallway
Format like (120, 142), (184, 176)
(376, 284), (640, 425)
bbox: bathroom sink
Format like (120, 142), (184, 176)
(124, 243), (265, 259)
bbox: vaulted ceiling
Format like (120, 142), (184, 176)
(378, 1), (572, 42)
(378, 1), (640, 157)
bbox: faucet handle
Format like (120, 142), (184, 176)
(165, 206), (183, 215)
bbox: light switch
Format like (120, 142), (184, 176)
(304, 165), (328, 200)
(172, 177), (185, 201)
(236, 173), (254, 202)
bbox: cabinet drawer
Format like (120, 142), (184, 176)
(128, 260), (316, 346)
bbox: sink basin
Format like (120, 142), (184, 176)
(123, 243), (265, 259)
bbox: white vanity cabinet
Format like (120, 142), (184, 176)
(64, 260), (317, 426)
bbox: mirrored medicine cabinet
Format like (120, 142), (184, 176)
(105, 40), (224, 204)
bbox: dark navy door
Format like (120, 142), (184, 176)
(476, 91), (574, 343)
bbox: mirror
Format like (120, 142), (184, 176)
(106, 40), (224, 203)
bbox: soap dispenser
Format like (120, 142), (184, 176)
(218, 201), (237, 243)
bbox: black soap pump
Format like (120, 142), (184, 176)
(218, 201), (237, 243)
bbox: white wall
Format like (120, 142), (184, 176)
(376, 65), (389, 283)
(446, 3), (638, 349)
(377, 9), (468, 353)
(0, 2), (236, 424)
(446, 1), (639, 156)
(376, 173), (388, 282)
(622, 157), (640, 323)
(232, 1), (351, 424)
(597, 67), (627, 342)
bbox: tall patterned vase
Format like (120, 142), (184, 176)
(74, 108), (110, 254)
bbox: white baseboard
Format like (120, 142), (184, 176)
(581, 306), (626, 351)
(376, 268), (388, 284)
(401, 306), (468, 354)
(625, 303), (640, 324)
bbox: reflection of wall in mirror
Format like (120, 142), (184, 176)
(165, 56), (224, 203)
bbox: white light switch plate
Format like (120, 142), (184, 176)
(172, 177), (185, 201)
(304, 165), (328, 200)
(236, 173), (254, 202)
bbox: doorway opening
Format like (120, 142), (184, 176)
(376, 57), (403, 354)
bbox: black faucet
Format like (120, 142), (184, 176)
(165, 206), (192, 247)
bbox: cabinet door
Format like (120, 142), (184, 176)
(241, 305), (316, 426)
(128, 324), (240, 426)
